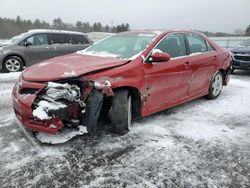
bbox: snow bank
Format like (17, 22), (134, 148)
(0, 72), (21, 82)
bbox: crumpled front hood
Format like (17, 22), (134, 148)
(22, 53), (129, 82)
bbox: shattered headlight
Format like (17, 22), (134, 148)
(94, 80), (111, 89)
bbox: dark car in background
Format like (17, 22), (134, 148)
(231, 39), (250, 73)
(0, 29), (92, 72)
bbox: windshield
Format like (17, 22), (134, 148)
(82, 33), (156, 59)
(5, 33), (28, 44)
(239, 39), (250, 47)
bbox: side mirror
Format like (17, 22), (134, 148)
(150, 51), (171, 62)
(24, 41), (32, 46)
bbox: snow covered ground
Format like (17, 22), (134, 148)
(0, 71), (250, 187)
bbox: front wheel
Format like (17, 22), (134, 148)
(3, 56), (24, 72)
(110, 89), (132, 134)
(207, 71), (223, 99)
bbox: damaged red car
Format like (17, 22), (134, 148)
(12, 30), (231, 139)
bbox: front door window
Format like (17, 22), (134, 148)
(154, 33), (187, 58)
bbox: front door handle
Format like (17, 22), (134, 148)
(45, 46), (49, 50)
(184, 62), (190, 68)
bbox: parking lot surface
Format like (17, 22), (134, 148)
(0, 71), (249, 187)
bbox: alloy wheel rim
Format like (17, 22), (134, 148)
(212, 74), (223, 96)
(5, 59), (21, 72)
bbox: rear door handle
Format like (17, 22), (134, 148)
(45, 46), (49, 50)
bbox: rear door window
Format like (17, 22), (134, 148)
(48, 34), (71, 44)
(186, 33), (207, 54)
(71, 34), (89, 44)
(25, 34), (48, 45)
(154, 33), (187, 58)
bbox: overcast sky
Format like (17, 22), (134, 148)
(0, 0), (249, 33)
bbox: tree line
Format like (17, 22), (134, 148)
(203, 24), (250, 37)
(0, 16), (130, 39)
(245, 25), (250, 36)
(0, 16), (249, 39)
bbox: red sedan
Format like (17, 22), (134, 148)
(12, 30), (231, 136)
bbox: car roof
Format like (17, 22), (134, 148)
(118, 29), (206, 37)
(27, 29), (87, 35)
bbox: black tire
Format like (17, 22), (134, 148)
(231, 68), (235, 74)
(207, 71), (223, 100)
(110, 89), (132, 135)
(3, 56), (24, 72)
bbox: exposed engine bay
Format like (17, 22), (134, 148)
(33, 82), (82, 121)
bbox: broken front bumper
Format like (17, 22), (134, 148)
(12, 82), (65, 134)
(12, 78), (112, 135)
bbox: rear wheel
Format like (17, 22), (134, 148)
(207, 71), (223, 99)
(3, 56), (23, 72)
(110, 89), (132, 134)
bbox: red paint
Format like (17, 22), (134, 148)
(22, 53), (128, 82)
(12, 30), (231, 134)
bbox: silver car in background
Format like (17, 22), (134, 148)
(0, 29), (93, 72)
